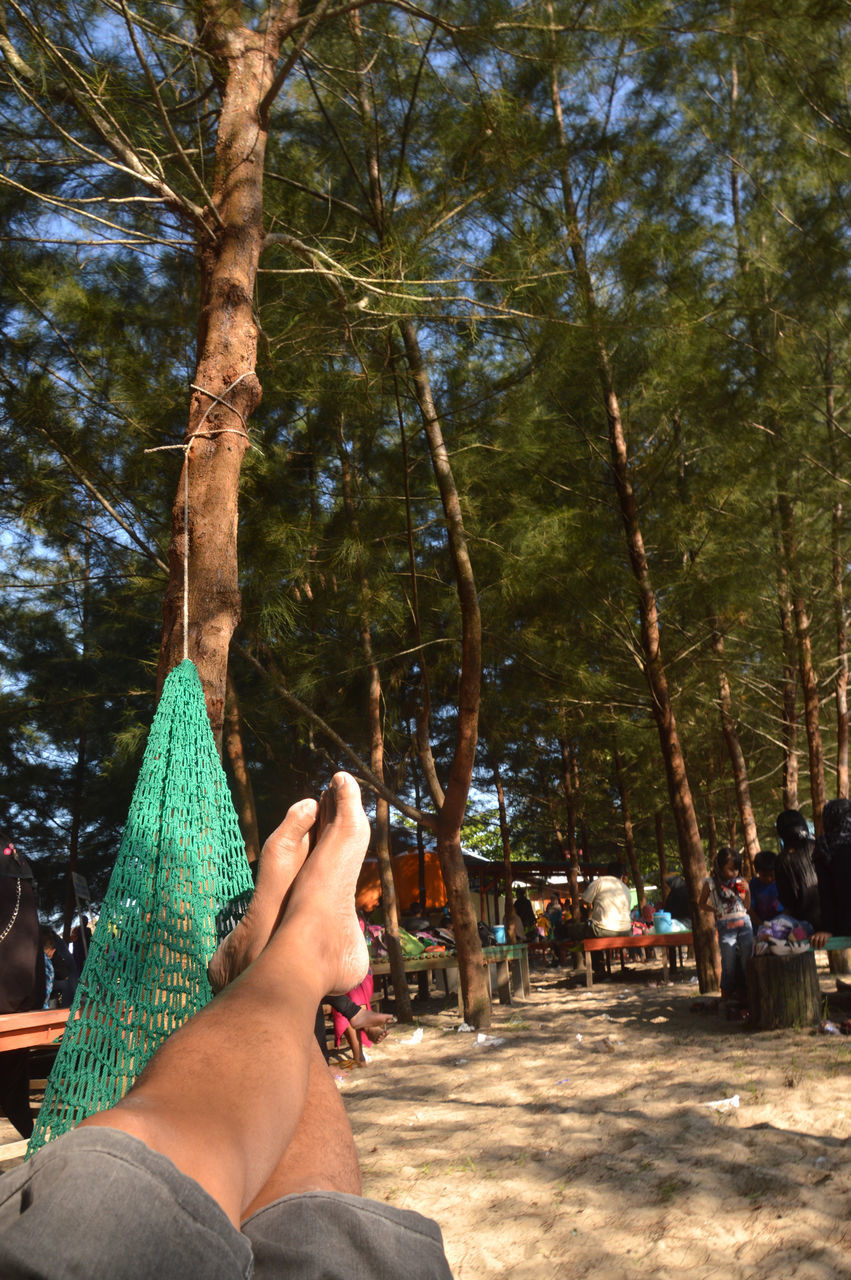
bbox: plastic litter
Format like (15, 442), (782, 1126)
(474, 1032), (506, 1048)
(456, 1022), (474, 1033)
(403, 1027), (424, 1044)
(703, 1094), (740, 1111)
(454, 1058), (468, 1066)
(819, 1020), (841, 1035)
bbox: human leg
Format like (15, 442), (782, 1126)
(734, 922), (754, 1002)
(80, 772), (370, 1226)
(717, 921), (744, 998)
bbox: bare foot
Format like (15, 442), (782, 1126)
(208, 797), (318, 994)
(276, 772), (370, 996)
(350, 1008), (394, 1043)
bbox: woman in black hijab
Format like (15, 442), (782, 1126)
(774, 809), (821, 931)
(812, 798), (851, 944)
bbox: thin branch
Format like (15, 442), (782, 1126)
(117, 0), (221, 225)
(259, 0), (334, 126)
(230, 639), (437, 830)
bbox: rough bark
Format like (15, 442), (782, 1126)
(400, 319), (489, 1026)
(775, 536), (801, 811)
(654, 811), (668, 897)
(549, 68), (717, 992)
(777, 492), (826, 832)
(613, 740), (645, 907)
(156, 9), (297, 739)
(710, 620), (758, 873)
(223, 668), (261, 863)
(63, 729), (88, 940)
(339, 431), (413, 1022)
(826, 348), (849, 798)
(559, 734), (581, 920)
(493, 765), (516, 941)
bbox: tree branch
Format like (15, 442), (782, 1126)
(230, 639), (437, 831)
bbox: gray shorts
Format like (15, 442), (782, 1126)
(0, 1127), (453, 1280)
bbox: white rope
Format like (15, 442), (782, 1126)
(144, 372), (258, 663)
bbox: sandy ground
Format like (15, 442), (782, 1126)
(336, 957), (851, 1280)
(2, 957), (849, 1279)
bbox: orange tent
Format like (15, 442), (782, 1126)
(356, 850), (446, 912)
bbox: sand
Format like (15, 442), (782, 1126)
(2, 959), (849, 1278)
(338, 961), (851, 1280)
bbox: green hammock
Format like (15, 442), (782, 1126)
(28, 660), (254, 1155)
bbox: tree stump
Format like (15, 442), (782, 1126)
(828, 948), (851, 976)
(747, 950), (821, 1030)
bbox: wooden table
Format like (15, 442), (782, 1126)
(581, 932), (693, 988)
(0, 1008), (73, 1053)
(371, 943), (530, 1010)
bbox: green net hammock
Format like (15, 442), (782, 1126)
(28, 659), (254, 1155)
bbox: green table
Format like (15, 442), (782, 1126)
(371, 942), (530, 1010)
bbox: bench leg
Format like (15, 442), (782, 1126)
(520, 950), (531, 996)
(495, 958), (512, 1005)
(585, 951), (594, 988)
(509, 956), (529, 1001)
(661, 949), (670, 982)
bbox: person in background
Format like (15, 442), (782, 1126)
(775, 809), (821, 930)
(562, 862), (632, 977)
(581, 862), (632, 938)
(40, 927), (79, 1008)
(545, 895), (563, 931)
(698, 846), (752, 1009)
(812, 797), (851, 948)
(513, 887), (537, 937)
(749, 850), (783, 927)
(663, 873), (692, 926)
(0, 842), (47, 1138)
(71, 913), (93, 974)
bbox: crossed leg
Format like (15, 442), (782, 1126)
(81, 772), (371, 1227)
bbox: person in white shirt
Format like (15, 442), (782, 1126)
(582, 862), (632, 936)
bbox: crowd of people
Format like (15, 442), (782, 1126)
(511, 803), (851, 1005)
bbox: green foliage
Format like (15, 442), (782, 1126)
(1, 0), (850, 884)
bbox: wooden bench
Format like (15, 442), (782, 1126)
(372, 943), (531, 1010)
(581, 932), (693, 989)
(0, 1008), (74, 1052)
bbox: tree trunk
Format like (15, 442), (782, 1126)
(156, 12), (295, 740)
(747, 950), (820, 1030)
(549, 61), (716, 991)
(826, 347), (849, 798)
(711, 620), (758, 873)
(413, 766), (428, 906)
(613, 740), (645, 908)
(400, 318), (489, 1026)
(63, 729), (88, 940)
(493, 765), (516, 941)
(339, 428), (413, 1022)
(373, 795), (414, 1023)
(777, 491), (826, 832)
(559, 734), (581, 919)
(776, 541), (800, 811)
(548, 87), (716, 990)
(223, 668), (261, 863)
(702, 754), (719, 864)
(654, 810), (668, 896)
